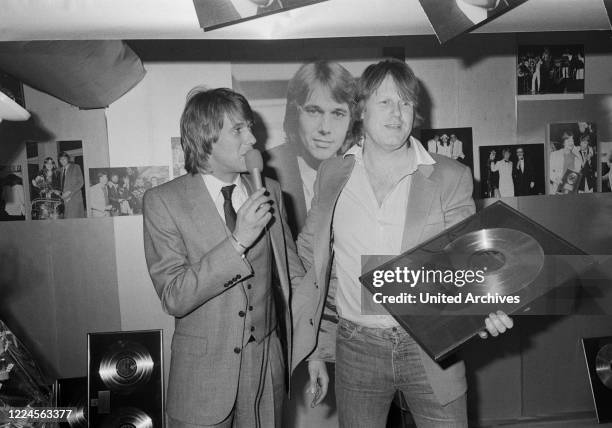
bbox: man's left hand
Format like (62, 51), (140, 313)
(478, 310), (513, 339)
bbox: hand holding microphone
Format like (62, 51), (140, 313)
(233, 150), (273, 250)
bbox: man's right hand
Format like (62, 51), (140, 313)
(233, 188), (273, 249)
(307, 360), (329, 407)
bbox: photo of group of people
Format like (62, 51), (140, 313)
(548, 121), (597, 194)
(421, 127), (474, 172)
(26, 141), (86, 220)
(517, 45), (585, 96)
(0, 165), (25, 221)
(88, 166), (169, 217)
(479, 144), (545, 198)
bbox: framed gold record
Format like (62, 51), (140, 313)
(582, 336), (612, 423)
(360, 200), (596, 361)
(87, 330), (164, 428)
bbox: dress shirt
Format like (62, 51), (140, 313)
(332, 137), (435, 328)
(201, 174), (249, 221)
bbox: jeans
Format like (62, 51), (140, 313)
(335, 318), (467, 428)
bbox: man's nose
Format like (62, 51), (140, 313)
(244, 129), (256, 146)
(318, 113), (332, 134)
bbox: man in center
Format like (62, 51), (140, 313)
(292, 59), (512, 427)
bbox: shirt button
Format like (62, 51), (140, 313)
(249, 306), (253, 311)
(234, 347), (241, 354)
(250, 326), (255, 332)
(239, 311), (246, 317)
(247, 284), (252, 289)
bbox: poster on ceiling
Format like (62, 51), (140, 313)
(418, 0), (527, 44)
(193, 0), (328, 31)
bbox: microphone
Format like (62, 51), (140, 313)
(245, 149), (264, 190)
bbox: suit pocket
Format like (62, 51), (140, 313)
(171, 333), (207, 356)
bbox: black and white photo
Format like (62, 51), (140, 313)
(232, 60), (361, 239)
(88, 166), (168, 217)
(547, 122), (597, 194)
(193, 0), (327, 31)
(26, 140), (87, 220)
(419, 0), (525, 43)
(478, 144), (545, 199)
(420, 127), (474, 171)
(517, 45), (585, 96)
(0, 165), (26, 221)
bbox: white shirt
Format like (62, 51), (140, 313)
(437, 141), (453, 158)
(230, 0), (273, 18)
(201, 173), (248, 220)
(332, 137), (435, 328)
(296, 156), (318, 212)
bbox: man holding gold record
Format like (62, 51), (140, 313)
(291, 59), (513, 428)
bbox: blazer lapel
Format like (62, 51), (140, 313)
(401, 164), (438, 252)
(185, 174), (227, 245)
(314, 157), (355, 281)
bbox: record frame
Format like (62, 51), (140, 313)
(582, 336), (612, 423)
(359, 201), (596, 362)
(87, 329), (164, 428)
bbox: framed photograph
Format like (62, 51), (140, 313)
(547, 122), (597, 195)
(88, 166), (169, 217)
(419, 127), (474, 172)
(193, 0), (328, 31)
(478, 144), (545, 199)
(0, 165), (26, 221)
(418, 0), (526, 44)
(0, 69), (25, 108)
(601, 141), (612, 193)
(517, 45), (585, 96)
(26, 140), (87, 220)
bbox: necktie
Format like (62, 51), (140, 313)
(61, 167), (66, 190)
(221, 185), (237, 232)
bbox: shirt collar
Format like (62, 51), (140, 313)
(201, 173), (244, 200)
(343, 136), (436, 175)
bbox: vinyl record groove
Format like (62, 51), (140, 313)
(444, 228), (545, 295)
(596, 344), (612, 389)
(98, 340), (154, 393)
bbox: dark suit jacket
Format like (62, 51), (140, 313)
(512, 158), (535, 196)
(292, 152), (475, 406)
(143, 173), (304, 425)
(264, 143), (308, 239)
(61, 163), (84, 218)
